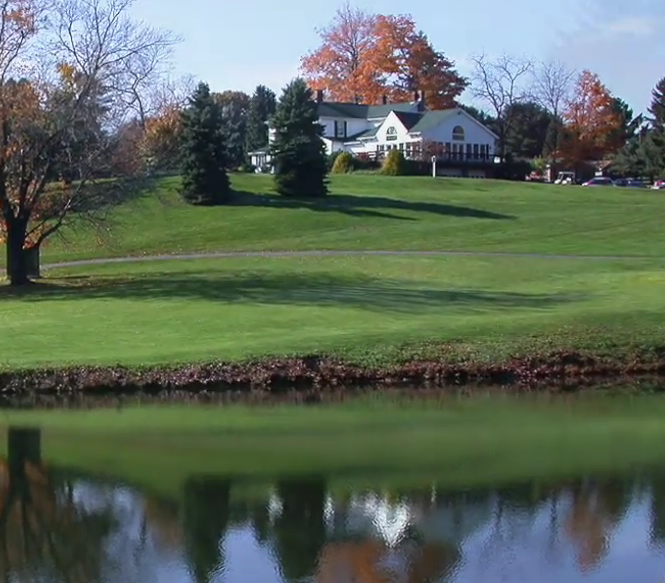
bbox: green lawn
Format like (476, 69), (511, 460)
(38, 174), (665, 263)
(3, 396), (665, 499)
(1, 174), (664, 369)
(1, 253), (665, 368)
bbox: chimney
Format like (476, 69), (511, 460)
(413, 90), (419, 102)
(419, 91), (426, 106)
(316, 89), (324, 103)
(382, 94), (388, 105)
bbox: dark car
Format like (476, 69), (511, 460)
(615, 178), (646, 188)
(582, 176), (615, 187)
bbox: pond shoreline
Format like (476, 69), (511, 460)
(1, 350), (664, 406)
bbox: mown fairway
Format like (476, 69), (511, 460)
(37, 173), (665, 262)
(1, 174), (663, 369)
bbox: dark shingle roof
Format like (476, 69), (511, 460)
(343, 127), (379, 143)
(315, 100), (421, 119)
(409, 110), (459, 133)
(393, 111), (423, 130)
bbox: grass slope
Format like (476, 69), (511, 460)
(1, 254), (665, 368)
(1, 174), (664, 369)
(3, 396), (665, 499)
(39, 174), (665, 263)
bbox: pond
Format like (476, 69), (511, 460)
(3, 395), (665, 582)
(2, 458), (665, 582)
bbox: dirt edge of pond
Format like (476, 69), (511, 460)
(1, 350), (664, 407)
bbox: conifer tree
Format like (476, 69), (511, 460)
(245, 85), (276, 154)
(648, 77), (665, 129)
(180, 82), (230, 205)
(270, 78), (328, 197)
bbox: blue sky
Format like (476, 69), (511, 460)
(130, 0), (664, 115)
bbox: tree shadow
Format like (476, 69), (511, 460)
(229, 191), (515, 221)
(3, 271), (586, 314)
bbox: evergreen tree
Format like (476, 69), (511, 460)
(611, 135), (646, 177)
(220, 100), (247, 168)
(648, 77), (665, 129)
(647, 78), (665, 178)
(270, 78), (328, 198)
(179, 82), (230, 205)
(542, 118), (565, 161)
(245, 85), (276, 154)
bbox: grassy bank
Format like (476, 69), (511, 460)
(1, 254), (665, 369)
(37, 174), (665, 263)
(1, 174), (664, 371)
(3, 396), (665, 499)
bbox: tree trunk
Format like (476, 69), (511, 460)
(5, 218), (32, 286)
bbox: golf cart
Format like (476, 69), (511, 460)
(554, 171), (576, 185)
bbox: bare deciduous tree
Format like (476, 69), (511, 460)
(470, 53), (533, 158)
(531, 59), (575, 118)
(0, 0), (180, 285)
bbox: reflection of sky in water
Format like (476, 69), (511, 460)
(28, 478), (665, 583)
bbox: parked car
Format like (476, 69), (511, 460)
(582, 176), (615, 187)
(615, 178), (646, 188)
(651, 180), (665, 190)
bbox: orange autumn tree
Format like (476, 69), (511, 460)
(371, 15), (467, 109)
(141, 103), (185, 171)
(0, 0), (178, 286)
(561, 71), (622, 168)
(300, 3), (383, 103)
(300, 3), (467, 107)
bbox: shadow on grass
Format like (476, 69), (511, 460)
(229, 191), (515, 221)
(2, 271), (585, 314)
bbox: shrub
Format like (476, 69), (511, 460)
(381, 150), (406, 176)
(354, 155), (381, 172)
(403, 159), (431, 176)
(331, 151), (354, 174)
(327, 151), (342, 171)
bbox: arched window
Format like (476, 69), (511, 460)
(452, 126), (465, 141)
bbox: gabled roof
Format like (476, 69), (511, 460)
(316, 100), (423, 120)
(393, 111), (423, 130)
(409, 110), (459, 133)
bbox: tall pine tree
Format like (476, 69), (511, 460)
(245, 85), (276, 154)
(648, 77), (665, 129)
(647, 77), (665, 178)
(270, 79), (328, 198)
(180, 82), (230, 205)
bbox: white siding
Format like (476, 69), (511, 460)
(319, 117), (369, 140)
(420, 110), (496, 156)
(375, 111), (419, 145)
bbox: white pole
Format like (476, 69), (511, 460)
(431, 155), (437, 178)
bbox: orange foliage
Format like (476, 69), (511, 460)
(561, 71), (621, 164)
(141, 104), (183, 169)
(300, 4), (383, 103)
(371, 15), (466, 109)
(300, 5), (466, 107)
(0, 79), (52, 248)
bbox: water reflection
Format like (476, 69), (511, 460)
(2, 428), (665, 582)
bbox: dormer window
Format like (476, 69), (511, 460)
(334, 120), (347, 138)
(452, 126), (465, 141)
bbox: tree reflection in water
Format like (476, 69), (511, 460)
(1, 427), (665, 583)
(0, 427), (115, 583)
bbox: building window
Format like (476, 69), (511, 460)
(334, 120), (347, 138)
(466, 143), (472, 159)
(473, 144), (479, 159)
(452, 125), (465, 141)
(480, 144), (486, 159)
(398, 142), (404, 150)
